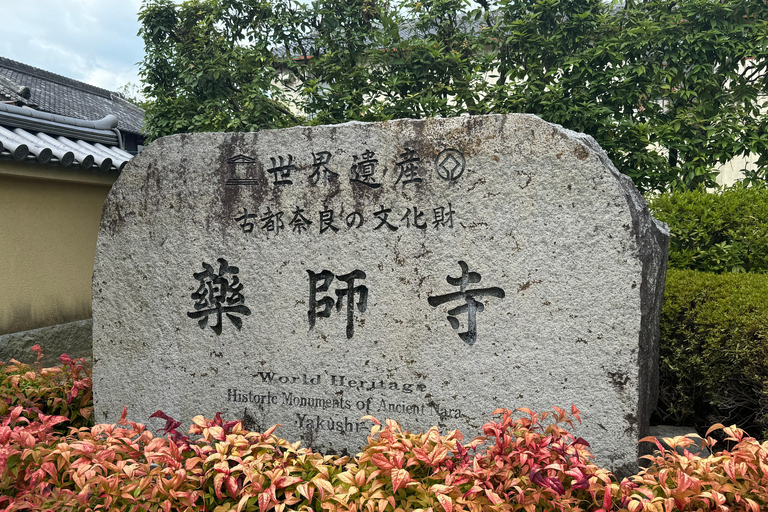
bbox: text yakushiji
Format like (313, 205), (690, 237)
(187, 258), (251, 335)
(307, 269), (368, 339)
(428, 261), (505, 346)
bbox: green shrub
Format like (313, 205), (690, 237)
(648, 185), (768, 273)
(656, 268), (768, 438)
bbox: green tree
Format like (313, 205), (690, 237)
(138, 0), (299, 138)
(483, 0), (768, 191)
(138, 0), (768, 192)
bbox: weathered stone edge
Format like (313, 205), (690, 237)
(0, 318), (92, 367)
(566, 127), (670, 477)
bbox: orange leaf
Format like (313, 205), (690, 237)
(209, 425), (226, 441)
(238, 495), (254, 512)
(484, 489), (503, 505)
(77, 485), (91, 507)
(711, 490), (726, 506)
(639, 436), (665, 454)
(371, 454), (394, 470)
(264, 424), (281, 438)
(259, 491), (273, 512)
(226, 475), (240, 499)
(214, 473), (227, 500)
(742, 497), (760, 512)
(297, 483), (315, 502)
(705, 423), (726, 437)
(355, 469), (366, 487)
(311, 476), (335, 500)
(391, 469), (411, 493)
(274, 475), (304, 489)
(430, 484), (452, 495)
(437, 494), (453, 512)
(192, 415), (209, 427)
(361, 415), (381, 426)
(431, 445), (449, 465)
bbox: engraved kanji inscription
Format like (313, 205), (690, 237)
(267, 155), (295, 186)
(350, 150), (382, 188)
(308, 270), (368, 339)
(319, 208), (340, 234)
(334, 271), (368, 339)
(401, 206), (427, 229)
(433, 203), (455, 229)
(261, 207), (284, 235)
(309, 151), (339, 186)
(373, 205), (398, 231)
(234, 208), (258, 233)
(289, 206), (312, 233)
(436, 149), (465, 182)
(428, 261), (505, 345)
(307, 270), (335, 328)
(394, 148), (422, 187)
(188, 258), (251, 335)
(234, 202), (456, 237)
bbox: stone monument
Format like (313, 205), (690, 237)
(93, 114), (668, 476)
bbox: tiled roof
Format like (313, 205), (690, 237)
(0, 56), (144, 135)
(0, 103), (131, 173)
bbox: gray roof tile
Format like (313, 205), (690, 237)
(0, 56), (144, 135)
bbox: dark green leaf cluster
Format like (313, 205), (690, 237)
(657, 268), (768, 439)
(138, 0), (768, 192)
(490, 0), (768, 192)
(649, 185), (768, 273)
(138, 0), (300, 138)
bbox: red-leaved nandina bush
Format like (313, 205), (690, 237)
(0, 346), (92, 429)
(621, 426), (768, 512)
(2, 348), (768, 511)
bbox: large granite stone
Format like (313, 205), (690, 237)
(93, 114), (668, 476)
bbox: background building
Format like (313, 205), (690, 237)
(0, 56), (145, 365)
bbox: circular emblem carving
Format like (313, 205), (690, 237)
(435, 149), (465, 182)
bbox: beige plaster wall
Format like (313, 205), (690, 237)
(716, 153), (759, 187)
(0, 162), (116, 335)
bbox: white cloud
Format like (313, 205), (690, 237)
(3, 0), (145, 91)
(83, 66), (138, 92)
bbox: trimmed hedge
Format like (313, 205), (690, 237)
(649, 186), (768, 438)
(648, 185), (768, 273)
(656, 268), (768, 438)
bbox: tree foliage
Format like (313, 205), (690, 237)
(138, 0), (768, 192)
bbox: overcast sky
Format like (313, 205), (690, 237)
(1, 0), (145, 92)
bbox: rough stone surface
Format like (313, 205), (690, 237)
(0, 319), (92, 367)
(93, 114), (668, 476)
